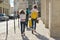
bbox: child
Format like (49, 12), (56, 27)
(20, 10), (26, 36)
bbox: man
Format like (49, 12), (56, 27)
(26, 8), (30, 29)
(31, 5), (38, 34)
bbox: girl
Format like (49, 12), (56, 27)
(20, 10), (26, 36)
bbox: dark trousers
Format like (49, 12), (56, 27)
(32, 19), (36, 30)
(26, 14), (29, 27)
(21, 22), (25, 34)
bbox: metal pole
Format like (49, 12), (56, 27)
(14, 0), (17, 33)
(5, 20), (8, 40)
(14, 12), (16, 33)
(17, 11), (19, 28)
(2, 1), (8, 40)
(16, 11), (19, 28)
(14, 19), (16, 33)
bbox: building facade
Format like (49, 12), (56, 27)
(28, 0), (34, 10)
(10, 7), (14, 14)
(18, 0), (28, 10)
(14, 0), (28, 12)
(41, 0), (60, 38)
(0, 0), (10, 15)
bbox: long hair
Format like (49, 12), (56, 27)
(20, 10), (25, 14)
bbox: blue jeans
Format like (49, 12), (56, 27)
(32, 19), (36, 30)
(20, 22), (25, 34)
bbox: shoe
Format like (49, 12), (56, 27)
(32, 30), (34, 34)
(21, 34), (24, 36)
(24, 33), (25, 36)
(23, 32), (25, 36)
(34, 30), (37, 33)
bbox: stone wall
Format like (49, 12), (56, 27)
(0, 0), (10, 14)
(41, 0), (49, 28)
(45, 0), (49, 28)
(50, 0), (60, 37)
(41, 0), (46, 24)
(18, 0), (28, 10)
(41, 0), (60, 37)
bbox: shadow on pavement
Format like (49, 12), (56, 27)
(52, 37), (60, 40)
(33, 32), (49, 40)
(22, 35), (29, 40)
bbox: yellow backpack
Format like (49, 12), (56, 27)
(31, 11), (38, 19)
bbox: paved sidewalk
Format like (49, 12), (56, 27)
(0, 19), (56, 40)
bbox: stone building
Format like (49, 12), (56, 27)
(14, 0), (28, 11)
(10, 7), (14, 14)
(28, 0), (39, 10)
(0, 0), (10, 15)
(41, 0), (60, 38)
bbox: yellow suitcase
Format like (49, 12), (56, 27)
(28, 19), (32, 28)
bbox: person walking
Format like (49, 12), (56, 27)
(26, 8), (31, 29)
(19, 10), (26, 36)
(31, 5), (38, 34)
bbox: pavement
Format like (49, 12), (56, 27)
(0, 20), (15, 33)
(0, 19), (57, 40)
